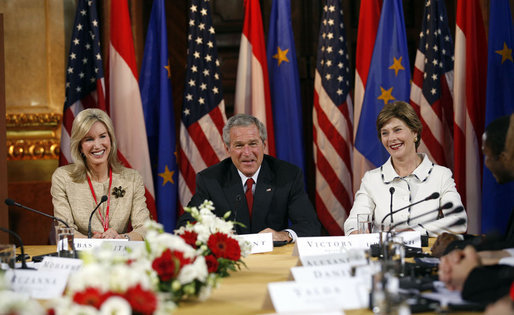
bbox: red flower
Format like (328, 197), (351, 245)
(152, 248), (193, 282)
(205, 254), (219, 273)
(180, 230), (198, 248)
(207, 232), (241, 261)
(124, 284), (157, 315)
(72, 287), (106, 309)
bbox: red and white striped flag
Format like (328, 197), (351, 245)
(453, 0), (487, 234)
(410, 0), (455, 169)
(178, 0), (228, 209)
(60, 0), (106, 166)
(353, 0), (381, 192)
(234, 0), (275, 156)
(108, 0), (156, 219)
(313, 0), (353, 235)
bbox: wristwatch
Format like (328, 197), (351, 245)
(123, 234), (130, 241)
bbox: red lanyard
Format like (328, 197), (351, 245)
(87, 168), (112, 232)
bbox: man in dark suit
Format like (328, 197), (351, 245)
(177, 114), (321, 242)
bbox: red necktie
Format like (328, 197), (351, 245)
(245, 178), (254, 218)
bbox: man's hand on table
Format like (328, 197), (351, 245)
(259, 228), (292, 242)
(438, 245), (481, 291)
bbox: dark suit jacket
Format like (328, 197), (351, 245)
(177, 155), (321, 236)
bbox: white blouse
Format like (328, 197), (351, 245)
(344, 154), (467, 236)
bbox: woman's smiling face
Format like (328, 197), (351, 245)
(80, 121), (111, 168)
(380, 117), (418, 160)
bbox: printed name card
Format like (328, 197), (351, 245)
(395, 230), (422, 248)
(298, 250), (368, 267)
(5, 269), (69, 299)
(102, 240), (145, 256)
(236, 233), (273, 254)
(263, 279), (369, 312)
(38, 256), (83, 274)
(290, 264), (375, 290)
(73, 238), (110, 251)
(292, 234), (380, 257)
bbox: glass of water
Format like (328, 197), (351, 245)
(56, 227), (75, 258)
(0, 244), (15, 269)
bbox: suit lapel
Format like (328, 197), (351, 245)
(222, 164), (249, 234)
(253, 158), (274, 232)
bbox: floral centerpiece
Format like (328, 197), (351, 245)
(175, 200), (251, 283)
(142, 220), (211, 303)
(46, 244), (176, 315)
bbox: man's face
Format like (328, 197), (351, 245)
(226, 124), (266, 177)
(482, 133), (509, 184)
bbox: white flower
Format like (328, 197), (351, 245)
(0, 290), (44, 315)
(177, 255), (208, 284)
(154, 299), (177, 315)
(99, 296), (131, 315)
(197, 284), (212, 301)
(67, 264), (110, 293)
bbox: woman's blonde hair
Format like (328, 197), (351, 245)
(69, 108), (122, 182)
(376, 101), (423, 149)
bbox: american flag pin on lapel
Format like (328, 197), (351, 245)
(266, 188), (272, 192)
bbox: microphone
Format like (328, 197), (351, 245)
(381, 192), (440, 224)
(389, 187), (395, 223)
(5, 198), (70, 228)
(0, 227), (33, 269)
(87, 195), (108, 238)
(390, 203), (459, 231)
(5, 198), (78, 259)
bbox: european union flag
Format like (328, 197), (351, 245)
(482, 0), (514, 234)
(354, 0), (411, 168)
(267, 0), (305, 175)
(140, 0), (178, 232)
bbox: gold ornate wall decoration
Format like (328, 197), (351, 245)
(6, 112), (61, 160)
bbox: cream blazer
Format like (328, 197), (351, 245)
(51, 164), (150, 238)
(344, 154), (467, 236)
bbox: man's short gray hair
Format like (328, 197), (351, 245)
(222, 114), (267, 146)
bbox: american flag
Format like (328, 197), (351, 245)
(410, 0), (454, 169)
(312, 0), (353, 235)
(60, 0), (105, 165)
(453, 0), (487, 234)
(179, 0), (228, 209)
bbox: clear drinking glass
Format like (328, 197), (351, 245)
(56, 227), (75, 258)
(357, 213), (372, 234)
(0, 244), (16, 269)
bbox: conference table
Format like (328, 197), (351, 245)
(21, 243), (479, 314)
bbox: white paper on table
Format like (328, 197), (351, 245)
(292, 235), (380, 257)
(236, 233), (273, 254)
(5, 269), (68, 299)
(264, 279), (369, 312)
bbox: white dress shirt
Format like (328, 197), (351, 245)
(344, 154), (467, 236)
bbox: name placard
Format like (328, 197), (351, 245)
(5, 269), (69, 299)
(263, 280), (369, 312)
(298, 250), (368, 267)
(395, 230), (421, 248)
(236, 233), (273, 254)
(38, 256), (83, 274)
(72, 239), (143, 256)
(73, 238), (109, 251)
(292, 234), (380, 257)
(290, 264), (375, 289)
(101, 240), (145, 256)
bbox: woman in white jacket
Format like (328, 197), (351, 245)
(344, 101), (467, 236)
